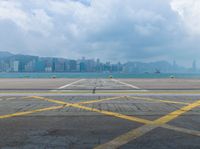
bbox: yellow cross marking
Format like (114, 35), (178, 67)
(30, 96), (151, 124)
(29, 96), (200, 138)
(0, 95), (199, 149)
(95, 100), (200, 149)
(0, 96), (123, 119)
(154, 100), (200, 125)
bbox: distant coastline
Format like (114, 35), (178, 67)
(0, 72), (200, 79)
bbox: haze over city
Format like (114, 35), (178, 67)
(0, 51), (198, 73)
(0, 0), (200, 66)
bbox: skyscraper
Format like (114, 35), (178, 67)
(13, 61), (19, 72)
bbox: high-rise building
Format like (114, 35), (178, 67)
(45, 67), (52, 72)
(69, 60), (77, 72)
(80, 62), (86, 72)
(24, 60), (36, 72)
(64, 60), (70, 72)
(13, 61), (19, 72)
(35, 59), (45, 72)
(54, 59), (65, 72)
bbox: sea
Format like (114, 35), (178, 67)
(0, 72), (200, 79)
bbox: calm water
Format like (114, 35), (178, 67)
(0, 73), (200, 79)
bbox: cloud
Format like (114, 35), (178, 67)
(0, 0), (199, 65)
(0, 1), (27, 30)
(0, 0), (53, 36)
(171, 0), (200, 35)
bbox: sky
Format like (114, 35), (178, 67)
(0, 0), (199, 66)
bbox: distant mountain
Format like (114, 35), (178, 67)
(123, 60), (186, 73)
(0, 51), (14, 59)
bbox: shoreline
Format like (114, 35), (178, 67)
(0, 72), (200, 79)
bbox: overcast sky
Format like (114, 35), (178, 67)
(0, 0), (199, 66)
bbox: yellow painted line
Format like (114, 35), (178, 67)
(78, 96), (123, 105)
(69, 103), (152, 124)
(162, 124), (200, 137)
(29, 96), (200, 135)
(5, 95), (198, 145)
(1, 95), (199, 145)
(30, 96), (152, 124)
(94, 124), (156, 149)
(95, 124), (198, 148)
(0, 96), (122, 120)
(34, 96), (200, 138)
(27, 96), (123, 105)
(22, 96), (33, 99)
(154, 100), (200, 125)
(129, 96), (189, 105)
(94, 100), (200, 149)
(30, 96), (200, 137)
(30, 96), (68, 105)
(25, 96), (200, 140)
(0, 105), (64, 119)
(28, 96), (200, 140)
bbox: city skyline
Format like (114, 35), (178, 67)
(0, 51), (197, 73)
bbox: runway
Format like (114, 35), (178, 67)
(0, 78), (199, 148)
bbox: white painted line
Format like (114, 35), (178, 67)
(68, 85), (86, 87)
(57, 79), (86, 89)
(6, 97), (16, 100)
(111, 79), (140, 89)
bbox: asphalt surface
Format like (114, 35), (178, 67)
(1, 78), (200, 90)
(0, 79), (199, 149)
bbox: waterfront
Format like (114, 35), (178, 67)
(0, 72), (200, 79)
